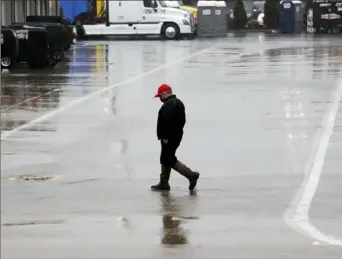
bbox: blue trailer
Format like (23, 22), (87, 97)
(59, 0), (90, 22)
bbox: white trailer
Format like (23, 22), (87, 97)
(80, 0), (195, 40)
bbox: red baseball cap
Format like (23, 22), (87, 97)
(154, 84), (172, 98)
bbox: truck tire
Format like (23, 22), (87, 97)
(161, 23), (180, 40)
(76, 24), (86, 40)
(55, 51), (65, 61)
(64, 44), (71, 51)
(50, 55), (58, 67)
(1, 56), (13, 69)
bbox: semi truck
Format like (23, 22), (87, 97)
(76, 0), (196, 40)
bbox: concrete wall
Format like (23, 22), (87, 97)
(1, 0), (12, 26)
(1, 0), (60, 26)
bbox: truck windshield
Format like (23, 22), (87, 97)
(159, 1), (167, 7)
(159, 1), (184, 7)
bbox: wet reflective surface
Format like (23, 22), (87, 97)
(1, 33), (342, 258)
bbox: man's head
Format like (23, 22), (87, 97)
(154, 84), (173, 102)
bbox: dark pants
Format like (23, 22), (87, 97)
(160, 135), (183, 167)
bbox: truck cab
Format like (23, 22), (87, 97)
(81, 0), (196, 39)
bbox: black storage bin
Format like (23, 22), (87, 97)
(7, 25), (58, 68)
(26, 15), (73, 50)
(12, 22), (65, 60)
(26, 28), (51, 68)
(311, 0), (342, 33)
(1, 28), (18, 69)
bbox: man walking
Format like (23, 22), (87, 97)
(151, 84), (200, 191)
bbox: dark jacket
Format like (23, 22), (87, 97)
(157, 95), (186, 140)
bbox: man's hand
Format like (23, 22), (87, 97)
(162, 139), (168, 144)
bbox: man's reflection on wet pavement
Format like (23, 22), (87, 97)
(160, 191), (189, 245)
(159, 191), (199, 245)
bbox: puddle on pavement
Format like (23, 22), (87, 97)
(8, 174), (60, 181)
(3, 219), (66, 227)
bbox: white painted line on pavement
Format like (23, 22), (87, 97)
(284, 79), (342, 246)
(2, 89), (61, 113)
(1, 45), (215, 141)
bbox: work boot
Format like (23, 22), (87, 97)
(151, 165), (171, 191)
(173, 161), (200, 191)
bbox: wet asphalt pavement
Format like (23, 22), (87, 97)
(1, 33), (342, 258)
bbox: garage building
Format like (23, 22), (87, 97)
(1, 0), (60, 26)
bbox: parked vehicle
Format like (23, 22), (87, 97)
(1, 28), (18, 69)
(77, 0), (195, 40)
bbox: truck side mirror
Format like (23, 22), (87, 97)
(152, 0), (158, 10)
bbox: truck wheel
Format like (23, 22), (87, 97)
(1, 57), (12, 69)
(55, 52), (65, 61)
(50, 56), (58, 67)
(64, 44), (71, 51)
(162, 23), (180, 40)
(76, 25), (86, 40)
